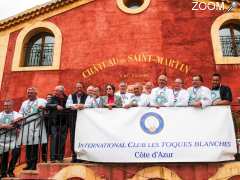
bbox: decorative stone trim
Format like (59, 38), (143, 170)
(12, 21), (62, 71)
(0, 33), (10, 89)
(129, 166), (182, 180)
(53, 165), (102, 180)
(116, 0), (151, 14)
(211, 12), (240, 64)
(209, 162), (240, 180)
(0, 0), (94, 31)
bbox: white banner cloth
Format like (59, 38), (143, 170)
(75, 106), (237, 162)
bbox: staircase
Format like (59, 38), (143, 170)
(3, 161), (240, 180)
(2, 158), (107, 180)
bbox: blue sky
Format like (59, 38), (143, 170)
(0, 0), (50, 20)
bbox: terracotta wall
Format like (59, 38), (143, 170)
(1, 1), (240, 179)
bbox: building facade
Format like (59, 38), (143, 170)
(0, 0), (240, 105)
(1, 0), (240, 179)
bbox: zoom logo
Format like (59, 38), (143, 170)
(192, 1), (225, 11)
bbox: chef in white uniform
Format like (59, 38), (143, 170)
(115, 81), (132, 106)
(18, 87), (47, 170)
(188, 75), (212, 108)
(0, 99), (22, 177)
(84, 86), (103, 108)
(172, 78), (189, 107)
(124, 83), (150, 108)
(143, 81), (154, 95)
(150, 74), (174, 107)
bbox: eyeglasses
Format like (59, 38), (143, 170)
(106, 88), (112, 90)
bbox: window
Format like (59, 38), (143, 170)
(211, 13), (240, 64)
(12, 21), (62, 71)
(116, 0), (151, 14)
(124, 0), (144, 9)
(25, 32), (54, 67)
(219, 23), (240, 57)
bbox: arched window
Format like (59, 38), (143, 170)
(211, 13), (240, 64)
(219, 22), (240, 57)
(116, 0), (151, 14)
(24, 32), (54, 66)
(124, 0), (144, 9)
(12, 21), (62, 71)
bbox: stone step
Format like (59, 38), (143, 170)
(18, 162), (104, 179)
(14, 157), (73, 179)
(11, 161), (240, 180)
(18, 170), (39, 179)
(2, 178), (21, 180)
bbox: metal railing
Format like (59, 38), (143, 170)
(0, 111), (45, 176)
(24, 43), (54, 66)
(0, 108), (76, 176)
(220, 35), (240, 57)
(1, 106), (240, 176)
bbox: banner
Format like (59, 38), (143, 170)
(75, 106), (237, 162)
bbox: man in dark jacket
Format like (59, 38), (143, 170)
(41, 93), (53, 162)
(46, 85), (68, 162)
(66, 82), (87, 162)
(211, 73), (232, 105)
